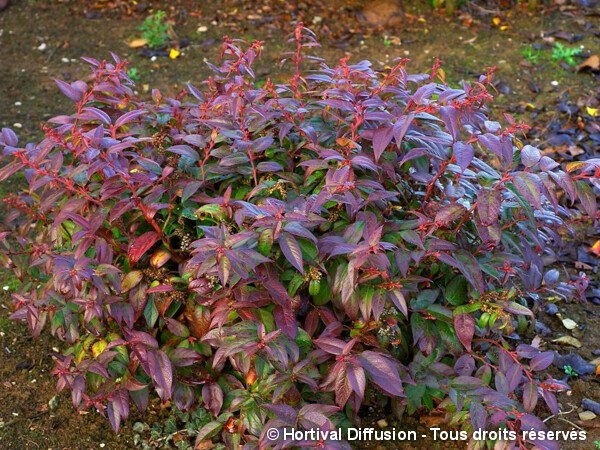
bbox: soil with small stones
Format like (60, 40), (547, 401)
(0, 0), (599, 449)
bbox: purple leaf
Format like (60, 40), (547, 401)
(202, 382), (223, 417)
(346, 363), (366, 399)
(477, 188), (501, 225)
(529, 352), (553, 371)
(523, 381), (539, 412)
(389, 288), (407, 317)
(521, 145), (541, 168)
(166, 145), (200, 162)
(372, 126), (395, 161)
(278, 233), (304, 274)
(453, 142), (474, 172)
(454, 313), (475, 352)
(435, 203), (466, 226)
(358, 351), (404, 397)
(54, 79), (83, 102)
(440, 106), (459, 142)
(1, 128), (18, 147)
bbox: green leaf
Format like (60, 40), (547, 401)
(411, 289), (439, 310)
(445, 276), (467, 305)
(194, 421), (223, 444)
(144, 299), (159, 328)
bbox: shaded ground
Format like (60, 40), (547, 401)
(0, 0), (599, 449)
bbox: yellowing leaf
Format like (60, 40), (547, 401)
(92, 340), (108, 358)
(169, 48), (181, 60)
(500, 25), (510, 31)
(128, 38), (148, 48)
(122, 270), (144, 292)
(587, 107), (598, 117)
(492, 17), (501, 26)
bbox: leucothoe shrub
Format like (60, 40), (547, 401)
(0, 25), (596, 450)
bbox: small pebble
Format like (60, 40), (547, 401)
(13, 123), (22, 129)
(2, 286), (9, 291)
(37, 43), (47, 51)
(376, 419), (388, 428)
(197, 25), (208, 33)
(312, 16), (323, 24)
(14, 101), (21, 106)
(100, 444), (106, 448)
(61, 57), (69, 63)
(551, 80), (559, 86)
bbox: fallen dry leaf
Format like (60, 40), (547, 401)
(552, 336), (582, 347)
(579, 411), (597, 421)
(128, 38), (148, 48)
(577, 54), (599, 72)
(419, 413), (446, 427)
(194, 441), (216, 450)
(561, 317), (578, 330)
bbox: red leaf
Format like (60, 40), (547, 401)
(128, 231), (159, 265)
(454, 313), (475, 352)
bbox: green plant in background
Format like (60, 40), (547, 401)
(551, 43), (582, 66)
(563, 365), (578, 378)
(140, 10), (172, 49)
(595, 440), (600, 450)
(127, 67), (141, 82)
(521, 44), (541, 64)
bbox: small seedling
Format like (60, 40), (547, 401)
(521, 45), (541, 64)
(563, 365), (578, 378)
(139, 10), (172, 49)
(551, 43), (582, 67)
(594, 440), (600, 450)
